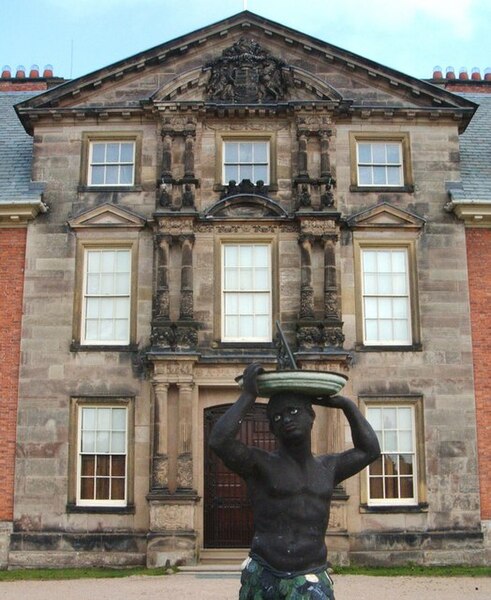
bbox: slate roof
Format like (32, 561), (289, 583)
(449, 94), (491, 202)
(0, 91), (44, 204)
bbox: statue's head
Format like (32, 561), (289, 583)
(267, 392), (315, 441)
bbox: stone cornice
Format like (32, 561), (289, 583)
(448, 201), (491, 227)
(0, 200), (48, 227)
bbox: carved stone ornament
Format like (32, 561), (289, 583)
(152, 456), (169, 489)
(296, 323), (345, 350)
(151, 322), (198, 350)
(205, 38), (291, 103)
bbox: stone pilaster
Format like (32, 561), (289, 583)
(151, 382), (169, 490)
(179, 234), (195, 321)
(323, 234), (340, 319)
(298, 233), (315, 320)
(177, 383), (194, 490)
(154, 234), (172, 320)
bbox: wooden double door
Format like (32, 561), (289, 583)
(203, 404), (277, 548)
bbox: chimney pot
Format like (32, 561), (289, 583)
(459, 67), (469, 80)
(1, 65), (11, 79)
(432, 65), (443, 79)
(15, 65), (26, 78)
(485, 68), (491, 81)
(29, 64), (40, 78)
(471, 67), (481, 81)
(446, 66), (455, 79)
(43, 64), (53, 78)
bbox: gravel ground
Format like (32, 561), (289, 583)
(0, 573), (489, 600)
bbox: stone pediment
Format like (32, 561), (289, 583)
(204, 194), (289, 219)
(15, 11), (475, 133)
(346, 202), (426, 230)
(68, 203), (147, 230)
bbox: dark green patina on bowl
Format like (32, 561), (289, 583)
(236, 370), (348, 399)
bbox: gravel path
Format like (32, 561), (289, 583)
(0, 573), (489, 600)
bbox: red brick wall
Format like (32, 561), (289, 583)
(0, 228), (27, 520)
(466, 228), (491, 519)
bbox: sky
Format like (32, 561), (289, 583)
(1, 0), (490, 82)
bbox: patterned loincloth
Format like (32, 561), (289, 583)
(239, 557), (335, 599)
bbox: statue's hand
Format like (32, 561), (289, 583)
(317, 394), (351, 409)
(242, 362), (264, 396)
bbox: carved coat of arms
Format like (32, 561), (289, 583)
(205, 38), (291, 103)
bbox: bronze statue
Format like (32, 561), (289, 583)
(209, 363), (380, 599)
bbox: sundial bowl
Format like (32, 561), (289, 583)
(236, 370), (348, 400)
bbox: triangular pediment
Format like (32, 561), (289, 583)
(68, 203), (147, 230)
(15, 11), (476, 133)
(347, 202), (426, 230)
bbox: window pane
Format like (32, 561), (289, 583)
(115, 297), (129, 318)
(254, 142), (268, 162)
(119, 165), (133, 184)
(254, 268), (269, 291)
(393, 320), (409, 342)
(358, 166), (372, 185)
(96, 455), (110, 476)
(80, 477), (94, 500)
(363, 251), (377, 272)
(377, 274), (392, 294)
(224, 268), (238, 290)
(112, 455), (126, 476)
(392, 251), (407, 272)
(225, 293), (238, 315)
(400, 477), (414, 498)
(225, 316), (238, 338)
(367, 408), (382, 430)
(101, 251), (115, 272)
(112, 408), (126, 430)
(96, 478), (110, 500)
(90, 166), (104, 185)
(399, 455), (414, 475)
(82, 408), (96, 430)
(370, 456), (383, 476)
(239, 143), (253, 162)
(385, 477), (399, 498)
(85, 319), (98, 341)
(239, 268), (253, 290)
(224, 246), (238, 267)
(378, 319), (393, 341)
(116, 250), (130, 272)
(87, 251), (100, 272)
(111, 478), (125, 500)
(358, 143), (372, 163)
(364, 274), (378, 295)
(91, 143), (105, 163)
(239, 294), (253, 315)
(392, 274), (407, 294)
(96, 431), (110, 453)
(120, 143), (134, 162)
(224, 165), (238, 183)
(85, 298), (100, 318)
(393, 298), (408, 318)
(254, 315), (269, 338)
(105, 165), (118, 184)
(224, 142), (238, 162)
(398, 407), (412, 429)
(365, 320), (378, 341)
(239, 315), (254, 337)
(106, 143), (120, 162)
(254, 294), (270, 314)
(254, 165), (268, 183)
(378, 297), (392, 317)
(387, 166), (402, 186)
(369, 477), (384, 499)
(239, 246), (253, 266)
(364, 297), (378, 318)
(383, 408), (397, 429)
(100, 274), (114, 295)
(239, 165), (253, 181)
(372, 144), (386, 163)
(115, 273), (130, 295)
(81, 431), (95, 453)
(399, 431), (413, 452)
(111, 432), (126, 453)
(386, 144), (401, 163)
(114, 319), (129, 341)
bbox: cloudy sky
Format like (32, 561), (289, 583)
(1, 0), (490, 81)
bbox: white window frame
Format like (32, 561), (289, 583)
(76, 404), (128, 507)
(356, 141), (403, 187)
(222, 140), (270, 185)
(221, 243), (272, 343)
(361, 247), (412, 346)
(88, 140), (135, 187)
(366, 404), (418, 506)
(81, 247), (132, 346)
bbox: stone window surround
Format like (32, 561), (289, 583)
(79, 131), (143, 192)
(213, 234), (278, 346)
(353, 236), (421, 351)
(215, 131), (278, 191)
(67, 395), (135, 513)
(349, 131), (414, 193)
(359, 394), (427, 512)
(71, 236), (140, 351)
